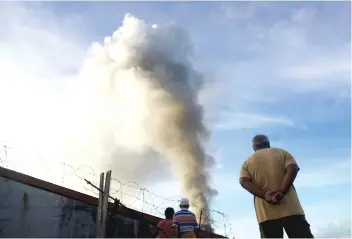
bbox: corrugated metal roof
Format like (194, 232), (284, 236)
(0, 166), (226, 238)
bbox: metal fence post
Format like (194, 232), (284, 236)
(100, 170), (111, 238)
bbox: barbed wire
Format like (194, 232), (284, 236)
(0, 144), (232, 237)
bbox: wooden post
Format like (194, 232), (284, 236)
(96, 172), (104, 238)
(100, 170), (112, 238)
(197, 210), (203, 237)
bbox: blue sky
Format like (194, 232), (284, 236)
(0, 1), (350, 238)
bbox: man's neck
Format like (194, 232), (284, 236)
(255, 146), (270, 151)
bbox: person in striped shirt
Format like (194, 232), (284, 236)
(172, 198), (199, 238)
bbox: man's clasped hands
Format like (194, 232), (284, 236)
(264, 189), (285, 205)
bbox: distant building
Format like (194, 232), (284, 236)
(0, 166), (226, 238)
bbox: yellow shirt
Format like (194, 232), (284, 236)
(240, 147), (305, 223)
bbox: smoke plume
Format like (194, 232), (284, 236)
(74, 14), (217, 228)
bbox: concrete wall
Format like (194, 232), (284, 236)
(0, 176), (97, 237)
(0, 176), (144, 238)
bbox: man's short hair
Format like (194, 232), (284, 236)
(165, 207), (175, 219)
(252, 134), (270, 147)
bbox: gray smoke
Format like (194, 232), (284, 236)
(75, 14), (217, 228)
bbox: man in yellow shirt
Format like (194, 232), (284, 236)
(239, 134), (314, 238)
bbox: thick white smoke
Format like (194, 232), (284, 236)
(69, 14), (218, 227)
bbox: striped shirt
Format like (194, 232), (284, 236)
(172, 209), (199, 233)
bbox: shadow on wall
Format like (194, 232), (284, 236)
(106, 213), (155, 238)
(0, 176), (156, 238)
(0, 177), (97, 237)
(57, 198), (97, 237)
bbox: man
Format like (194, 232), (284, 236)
(155, 207), (177, 238)
(239, 134), (314, 238)
(173, 198), (199, 238)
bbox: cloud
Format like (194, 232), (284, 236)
(0, 2), (120, 194)
(200, 2), (351, 122)
(220, 2), (263, 20)
(290, 8), (317, 23)
(305, 199), (351, 237)
(227, 33), (349, 95)
(313, 219), (351, 238)
(295, 158), (350, 188)
(214, 112), (296, 130)
(0, 2), (87, 72)
(0, 2), (87, 158)
(281, 44), (350, 83)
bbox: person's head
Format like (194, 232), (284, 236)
(252, 134), (270, 151)
(164, 207), (175, 219)
(179, 197), (190, 209)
